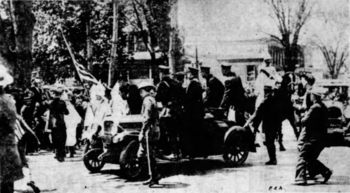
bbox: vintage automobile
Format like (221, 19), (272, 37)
(323, 99), (350, 147)
(308, 80), (350, 147)
(83, 108), (256, 180)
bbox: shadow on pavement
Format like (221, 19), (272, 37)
(15, 188), (57, 193)
(97, 157), (251, 179)
(292, 175), (350, 186)
(113, 182), (190, 189)
(148, 182), (190, 189)
(158, 158), (247, 177)
(320, 175), (350, 186)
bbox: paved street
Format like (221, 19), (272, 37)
(14, 122), (350, 193)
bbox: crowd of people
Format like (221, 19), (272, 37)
(0, 54), (340, 190)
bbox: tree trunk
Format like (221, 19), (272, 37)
(108, 0), (119, 87)
(10, 0), (36, 87)
(284, 45), (298, 72)
(168, 29), (175, 74)
(85, 1), (93, 71)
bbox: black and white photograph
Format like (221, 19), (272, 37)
(0, 0), (349, 192)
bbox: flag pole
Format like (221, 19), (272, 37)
(108, 0), (119, 87)
(195, 45), (199, 68)
(60, 28), (83, 83)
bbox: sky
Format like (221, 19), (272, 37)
(177, 0), (349, 46)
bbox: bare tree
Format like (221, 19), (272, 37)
(265, 0), (315, 72)
(312, 6), (349, 79)
(316, 41), (349, 79)
(124, 0), (172, 63)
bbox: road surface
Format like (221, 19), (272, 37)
(14, 121), (350, 193)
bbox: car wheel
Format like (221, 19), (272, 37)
(83, 140), (105, 173)
(223, 146), (249, 167)
(119, 140), (146, 180)
(223, 126), (249, 166)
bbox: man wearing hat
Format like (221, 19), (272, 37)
(49, 87), (69, 162)
(255, 55), (279, 109)
(184, 66), (205, 156)
(295, 87), (332, 184)
(156, 65), (183, 159)
(30, 79), (43, 106)
(220, 63), (247, 126)
(243, 77), (286, 165)
(201, 65), (224, 108)
(299, 73), (316, 113)
(137, 82), (161, 187)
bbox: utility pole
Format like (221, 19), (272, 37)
(108, 0), (119, 87)
(168, 0), (178, 74)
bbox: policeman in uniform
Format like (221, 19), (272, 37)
(137, 82), (161, 187)
(155, 65), (183, 159)
(255, 55), (279, 109)
(295, 87), (332, 184)
(220, 63), (247, 126)
(201, 65), (224, 108)
(244, 78), (285, 165)
(184, 67), (205, 156)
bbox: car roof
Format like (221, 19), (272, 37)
(316, 79), (350, 87)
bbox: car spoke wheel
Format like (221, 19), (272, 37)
(224, 146), (248, 167)
(120, 140), (146, 180)
(83, 140), (105, 173)
(223, 126), (250, 167)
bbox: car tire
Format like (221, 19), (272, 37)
(119, 140), (146, 180)
(83, 140), (105, 173)
(223, 126), (249, 167)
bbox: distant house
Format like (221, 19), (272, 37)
(126, 31), (165, 85)
(184, 38), (304, 85)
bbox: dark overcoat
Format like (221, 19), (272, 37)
(0, 94), (24, 183)
(220, 76), (246, 111)
(204, 76), (224, 108)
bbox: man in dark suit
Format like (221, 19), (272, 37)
(244, 81), (285, 165)
(295, 87), (332, 184)
(155, 65), (183, 159)
(30, 79), (43, 106)
(220, 63), (247, 126)
(201, 65), (224, 108)
(184, 67), (205, 157)
(49, 87), (69, 162)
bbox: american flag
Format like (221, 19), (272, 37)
(60, 29), (98, 84)
(73, 60), (99, 84)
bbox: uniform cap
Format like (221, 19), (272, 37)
(23, 96), (31, 100)
(32, 79), (42, 83)
(264, 54), (272, 61)
(158, 65), (170, 71)
(221, 63), (232, 67)
(175, 71), (186, 76)
(310, 87), (325, 96)
(52, 87), (64, 94)
(200, 65), (211, 71)
(188, 67), (199, 75)
(138, 81), (156, 90)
